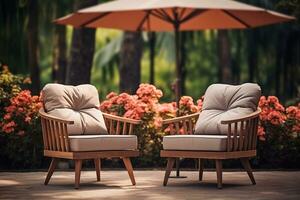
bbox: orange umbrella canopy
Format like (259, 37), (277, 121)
(55, 0), (294, 104)
(55, 0), (294, 31)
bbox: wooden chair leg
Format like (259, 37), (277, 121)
(94, 158), (101, 182)
(199, 158), (204, 181)
(240, 158), (256, 185)
(163, 158), (175, 186)
(44, 158), (58, 185)
(122, 158), (136, 185)
(215, 159), (223, 189)
(74, 159), (82, 189)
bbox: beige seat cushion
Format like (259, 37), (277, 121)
(163, 135), (228, 151)
(195, 83), (261, 135)
(69, 135), (138, 152)
(42, 84), (107, 135)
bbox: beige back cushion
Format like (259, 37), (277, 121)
(42, 84), (108, 135)
(195, 83), (261, 135)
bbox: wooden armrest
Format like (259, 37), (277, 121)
(162, 112), (200, 125)
(102, 112), (141, 125)
(221, 108), (261, 124)
(39, 108), (74, 124)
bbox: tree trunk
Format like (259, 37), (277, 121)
(148, 32), (156, 85)
(52, 4), (67, 84)
(217, 30), (232, 83)
(247, 30), (257, 82)
(275, 31), (286, 98)
(232, 30), (241, 84)
(180, 32), (187, 95)
(27, 0), (41, 94)
(66, 0), (97, 85)
(119, 31), (143, 94)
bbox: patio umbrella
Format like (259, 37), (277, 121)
(55, 0), (294, 104)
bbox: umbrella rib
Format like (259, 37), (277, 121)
(179, 8), (187, 20)
(180, 9), (206, 24)
(79, 12), (111, 27)
(137, 10), (151, 31)
(151, 10), (173, 23)
(158, 9), (175, 23)
(222, 10), (251, 28)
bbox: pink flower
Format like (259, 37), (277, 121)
(3, 114), (11, 120)
(267, 111), (286, 125)
(106, 92), (117, 99)
(267, 96), (279, 104)
(286, 106), (298, 119)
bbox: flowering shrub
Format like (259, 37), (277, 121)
(258, 96), (300, 140)
(2, 90), (42, 135)
(100, 83), (202, 166)
(257, 96), (300, 168)
(0, 64), (43, 169)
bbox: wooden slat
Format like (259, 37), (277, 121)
(188, 119), (193, 134)
(227, 124), (231, 152)
(244, 120), (250, 150)
(62, 123), (70, 152)
(58, 122), (66, 152)
(46, 120), (54, 150)
(221, 108), (261, 124)
(129, 124), (133, 135)
(239, 121), (244, 151)
(247, 119), (252, 150)
(110, 120), (115, 134)
(116, 121), (121, 134)
(252, 118), (259, 149)
(183, 120), (188, 134)
(233, 122), (238, 151)
(175, 122), (180, 133)
(53, 121), (61, 151)
(39, 108), (74, 124)
(48, 120), (56, 150)
(103, 112), (141, 124)
(162, 112), (200, 124)
(57, 121), (63, 151)
(160, 150), (256, 159)
(41, 118), (49, 150)
(73, 150), (140, 160)
(122, 122), (127, 135)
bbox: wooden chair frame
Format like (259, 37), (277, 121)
(161, 109), (261, 189)
(39, 108), (141, 189)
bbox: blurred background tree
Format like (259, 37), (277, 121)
(0, 0), (299, 103)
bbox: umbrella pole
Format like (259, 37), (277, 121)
(174, 24), (181, 107)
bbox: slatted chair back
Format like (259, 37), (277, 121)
(162, 113), (200, 135)
(102, 113), (141, 135)
(39, 108), (73, 152)
(221, 108), (261, 152)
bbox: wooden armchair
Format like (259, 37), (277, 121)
(40, 109), (140, 189)
(39, 84), (141, 189)
(161, 83), (262, 189)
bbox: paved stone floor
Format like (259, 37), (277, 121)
(0, 170), (300, 200)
